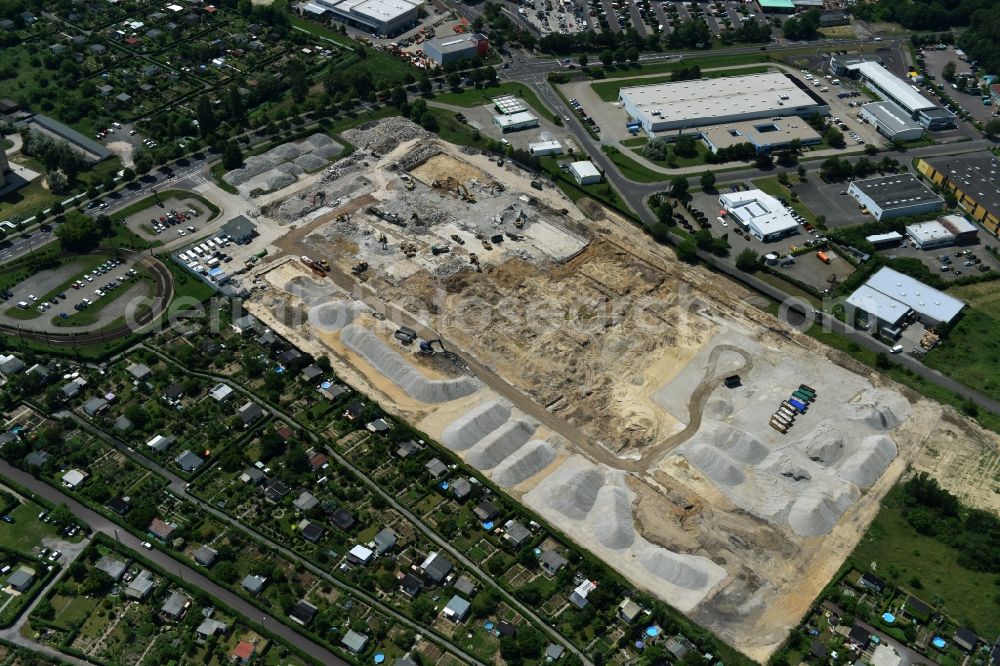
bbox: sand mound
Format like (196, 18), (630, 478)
(768, 457), (812, 482)
(684, 444), (745, 487)
(340, 324), (480, 403)
(442, 401), (511, 451)
(308, 300), (364, 331)
(713, 427), (769, 465)
(639, 549), (713, 590)
(787, 484), (858, 537)
(465, 420), (536, 469)
(590, 484), (635, 550)
(799, 435), (845, 466)
(492, 440), (556, 487)
(839, 436), (897, 488)
(546, 467), (605, 520)
(849, 402), (901, 431)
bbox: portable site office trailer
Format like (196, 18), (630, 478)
(769, 419), (788, 433)
(206, 257), (220, 268)
(788, 398), (807, 412)
(777, 406), (796, 420)
(798, 387), (816, 399)
(792, 390), (814, 403)
(772, 413), (792, 427)
(800, 384), (816, 394)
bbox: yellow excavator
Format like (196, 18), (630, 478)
(432, 177), (476, 203)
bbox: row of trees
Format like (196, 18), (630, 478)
(20, 130), (88, 192)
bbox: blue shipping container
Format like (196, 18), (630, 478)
(788, 398), (806, 412)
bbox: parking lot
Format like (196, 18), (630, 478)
(121, 195), (208, 242)
(920, 46), (997, 124)
(793, 179), (872, 228)
(875, 242), (999, 283)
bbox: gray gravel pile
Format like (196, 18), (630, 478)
(838, 436), (897, 489)
(225, 155), (279, 185)
(492, 440), (556, 487)
(590, 484), (635, 550)
(340, 324), (480, 403)
(312, 143), (343, 160)
(638, 548), (713, 590)
(465, 419), (537, 470)
(265, 143), (302, 162)
(442, 401), (512, 451)
(294, 154), (328, 172)
(395, 143), (442, 171)
(264, 172), (298, 192)
(545, 467), (605, 520)
(342, 117), (431, 155)
(787, 484), (858, 537)
(304, 133), (338, 149)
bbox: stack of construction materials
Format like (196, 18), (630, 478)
(769, 385), (817, 434)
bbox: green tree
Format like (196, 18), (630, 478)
(985, 118), (1000, 137)
(196, 95), (216, 137)
(670, 176), (689, 199)
(674, 134), (697, 158)
(225, 85), (245, 123)
(446, 72), (461, 89)
(699, 170), (716, 191)
(942, 60), (957, 82)
(222, 142), (243, 170)
(676, 238), (698, 263)
(600, 49), (614, 67)
(736, 248), (760, 272)
(54, 212), (100, 252)
(578, 53), (588, 67)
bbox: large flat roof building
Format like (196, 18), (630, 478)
(917, 152), (1000, 236)
(619, 72), (828, 135)
(423, 33), (487, 65)
(846, 266), (964, 330)
(302, 0), (422, 36)
(719, 190), (799, 242)
(843, 61), (955, 129)
(859, 101), (924, 142)
(906, 215), (978, 249)
(699, 117), (821, 154)
(846, 174), (944, 221)
(493, 111), (537, 132)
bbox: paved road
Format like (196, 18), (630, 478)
(0, 459), (349, 666)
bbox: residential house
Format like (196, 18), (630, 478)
(0, 19), (14, 30)
(113, 415), (133, 433)
(301, 365), (323, 382)
(347, 545), (374, 566)
(148, 518), (177, 541)
(395, 440), (421, 458)
(545, 644), (564, 661)
(288, 600), (318, 626)
(810, 639), (829, 660)
(264, 478), (290, 502)
(25, 363), (52, 382)
(443, 595), (470, 623)
(163, 383), (184, 403)
(373, 527), (397, 555)
(61, 377), (86, 399)
(0, 354), (25, 376)
(209, 383), (234, 402)
(83, 396), (109, 416)
(504, 521), (531, 548)
(240, 467), (266, 485)
(617, 597), (642, 624)
(0, 432), (17, 447)
(420, 551), (453, 583)
(847, 624), (872, 649)
(161, 590), (189, 620)
(193, 545), (217, 566)
(126, 570), (156, 599)
(665, 635), (696, 661)
(425, 458), (448, 479)
(569, 580), (596, 608)
(299, 520), (324, 543)
(231, 640), (255, 664)
(342, 630), (368, 655)
(90, 44), (107, 54)
(366, 418), (391, 433)
(231, 314), (260, 334)
(255, 330), (279, 349)
(955, 628), (979, 653)
(147, 434), (175, 452)
(277, 349), (303, 368)
(238, 401), (263, 426)
(308, 452), (328, 471)
(318, 383), (348, 401)
(95, 556), (128, 581)
(473, 500), (499, 523)
(858, 572), (887, 594)
(453, 575), (475, 597)
(275, 426), (293, 442)
(293, 491), (318, 512)
(343, 402), (364, 421)
(175, 450), (204, 472)
(98, 84), (114, 96)
(902, 595), (931, 623)
(127, 363), (152, 381)
(196, 617), (228, 641)
(62, 469), (88, 489)
(25, 451), (49, 467)
(451, 477), (472, 501)
(395, 659), (418, 666)
(399, 573), (422, 597)
(497, 621), (517, 638)
(539, 550), (567, 577)
(6, 568), (34, 592)
(241, 574), (266, 595)
(106, 496), (130, 516)
(331, 508), (355, 531)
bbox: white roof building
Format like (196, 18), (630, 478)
(569, 160), (601, 185)
(493, 111), (538, 132)
(847, 266), (965, 328)
(62, 469), (88, 489)
(846, 62), (935, 113)
(304, 0), (421, 35)
(528, 140), (563, 157)
(719, 190), (798, 242)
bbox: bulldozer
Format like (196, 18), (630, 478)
(351, 261), (369, 275)
(336, 212), (351, 223)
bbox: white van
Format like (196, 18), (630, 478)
(192, 246), (204, 256)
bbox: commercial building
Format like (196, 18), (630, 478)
(699, 117), (821, 154)
(846, 266), (965, 332)
(569, 161), (601, 185)
(493, 95), (528, 115)
(819, 10), (849, 27)
(917, 152), (1000, 236)
(846, 174), (944, 221)
(906, 215), (978, 249)
(528, 140), (563, 157)
(840, 61), (955, 129)
(619, 72), (827, 135)
(422, 33), (487, 65)
(756, 0), (795, 12)
(859, 101), (924, 142)
(719, 190), (799, 242)
(492, 111), (538, 133)
(866, 231), (905, 249)
(302, 0), (422, 36)
(222, 215), (256, 244)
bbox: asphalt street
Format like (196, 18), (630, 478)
(0, 458), (350, 666)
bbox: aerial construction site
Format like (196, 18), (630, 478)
(240, 117), (1000, 660)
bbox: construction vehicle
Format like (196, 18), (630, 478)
(315, 258), (330, 272)
(482, 240), (493, 251)
(299, 256), (326, 277)
(418, 338), (446, 353)
(514, 210), (527, 229)
(400, 242), (417, 258)
(490, 234), (504, 244)
(431, 245), (450, 255)
(336, 212), (350, 223)
(351, 261), (369, 275)
(469, 253), (480, 271)
(366, 206), (406, 228)
(432, 177), (476, 203)
(505, 231), (524, 241)
(450, 234), (465, 245)
(400, 174), (415, 191)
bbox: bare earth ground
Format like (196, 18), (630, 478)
(237, 118), (1000, 660)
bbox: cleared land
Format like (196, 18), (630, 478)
(236, 117), (1000, 661)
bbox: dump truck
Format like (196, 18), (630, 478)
(299, 256), (326, 278)
(351, 261), (369, 275)
(450, 234), (465, 245)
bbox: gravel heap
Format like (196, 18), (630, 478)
(342, 117), (431, 155)
(224, 133), (342, 186)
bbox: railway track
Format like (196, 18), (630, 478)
(0, 249), (175, 347)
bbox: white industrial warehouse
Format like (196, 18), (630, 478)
(906, 215), (979, 249)
(570, 161), (602, 185)
(846, 266), (965, 332)
(842, 61), (955, 129)
(719, 189), (799, 242)
(859, 101), (924, 141)
(619, 72), (828, 135)
(302, 0), (422, 35)
(847, 174), (944, 220)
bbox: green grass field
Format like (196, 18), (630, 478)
(924, 308), (1000, 403)
(602, 146), (665, 183)
(590, 65), (770, 102)
(635, 140), (714, 169)
(48, 594), (100, 630)
(0, 498), (80, 554)
(433, 82), (557, 122)
(849, 487), (1000, 639)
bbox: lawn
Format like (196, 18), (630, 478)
(0, 179), (63, 223)
(433, 82), (557, 122)
(632, 140), (714, 169)
(0, 499), (79, 554)
(602, 146), (665, 183)
(287, 15), (358, 49)
(49, 594), (100, 630)
(590, 65), (770, 102)
(849, 486), (1000, 639)
(924, 308), (1000, 403)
